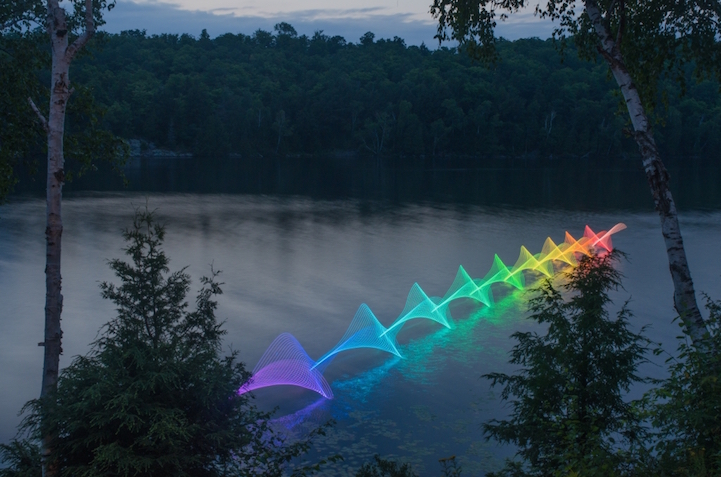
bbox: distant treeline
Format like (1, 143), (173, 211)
(75, 24), (721, 159)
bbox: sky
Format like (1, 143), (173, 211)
(99, 0), (555, 46)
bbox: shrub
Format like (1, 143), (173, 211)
(646, 295), (721, 475)
(6, 209), (334, 477)
(483, 251), (650, 476)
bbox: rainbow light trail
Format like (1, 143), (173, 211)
(239, 224), (627, 399)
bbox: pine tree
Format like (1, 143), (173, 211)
(483, 251), (649, 476)
(11, 209), (334, 477)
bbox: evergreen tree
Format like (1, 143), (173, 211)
(11, 209), (333, 477)
(483, 251), (649, 476)
(355, 455), (419, 477)
(646, 296), (721, 475)
(0, 439), (41, 477)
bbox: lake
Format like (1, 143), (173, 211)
(1, 156), (720, 475)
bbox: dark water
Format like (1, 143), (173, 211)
(14, 154), (721, 211)
(2, 156), (720, 475)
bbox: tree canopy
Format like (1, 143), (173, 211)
(431, 0), (721, 115)
(0, 0), (126, 202)
(0, 9), (43, 200)
(65, 27), (720, 160)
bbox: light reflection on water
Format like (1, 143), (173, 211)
(1, 191), (720, 475)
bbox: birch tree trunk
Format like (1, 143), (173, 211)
(30, 1), (95, 476)
(585, 0), (709, 347)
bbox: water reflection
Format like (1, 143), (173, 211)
(2, 157), (721, 474)
(13, 155), (721, 211)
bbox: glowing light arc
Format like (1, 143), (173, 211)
(239, 224), (626, 399)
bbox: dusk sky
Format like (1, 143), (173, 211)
(101, 0), (555, 46)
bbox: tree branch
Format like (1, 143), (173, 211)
(615, 0), (626, 47)
(64, 0), (95, 63)
(584, 0), (615, 56)
(607, 0), (618, 15)
(28, 97), (49, 133)
(0, 13), (38, 32)
(605, 0), (617, 31)
(596, 44), (623, 69)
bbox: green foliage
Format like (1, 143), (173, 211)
(0, 0), (127, 201)
(63, 82), (130, 183)
(0, 439), (41, 477)
(483, 251), (650, 476)
(0, 29), (44, 201)
(645, 296), (721, 475)
(355, 455), (419, 477)
(0, 0), (44, 31)
(12, 209), (332, 477)
(69, 29), (720, 160)
(354, 454), (464, 477)
(430, 0), (721, 116)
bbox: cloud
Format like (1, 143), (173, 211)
(103, 0), (553, 46)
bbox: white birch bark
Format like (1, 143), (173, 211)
(35, 1), (95, 476)
(584, 0), (709, 347)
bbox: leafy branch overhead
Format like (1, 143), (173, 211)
(431, 0), (721, 113)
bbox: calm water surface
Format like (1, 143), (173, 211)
(1, 157), (720, 474)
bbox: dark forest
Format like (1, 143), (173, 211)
(73, 24), (721, 160)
